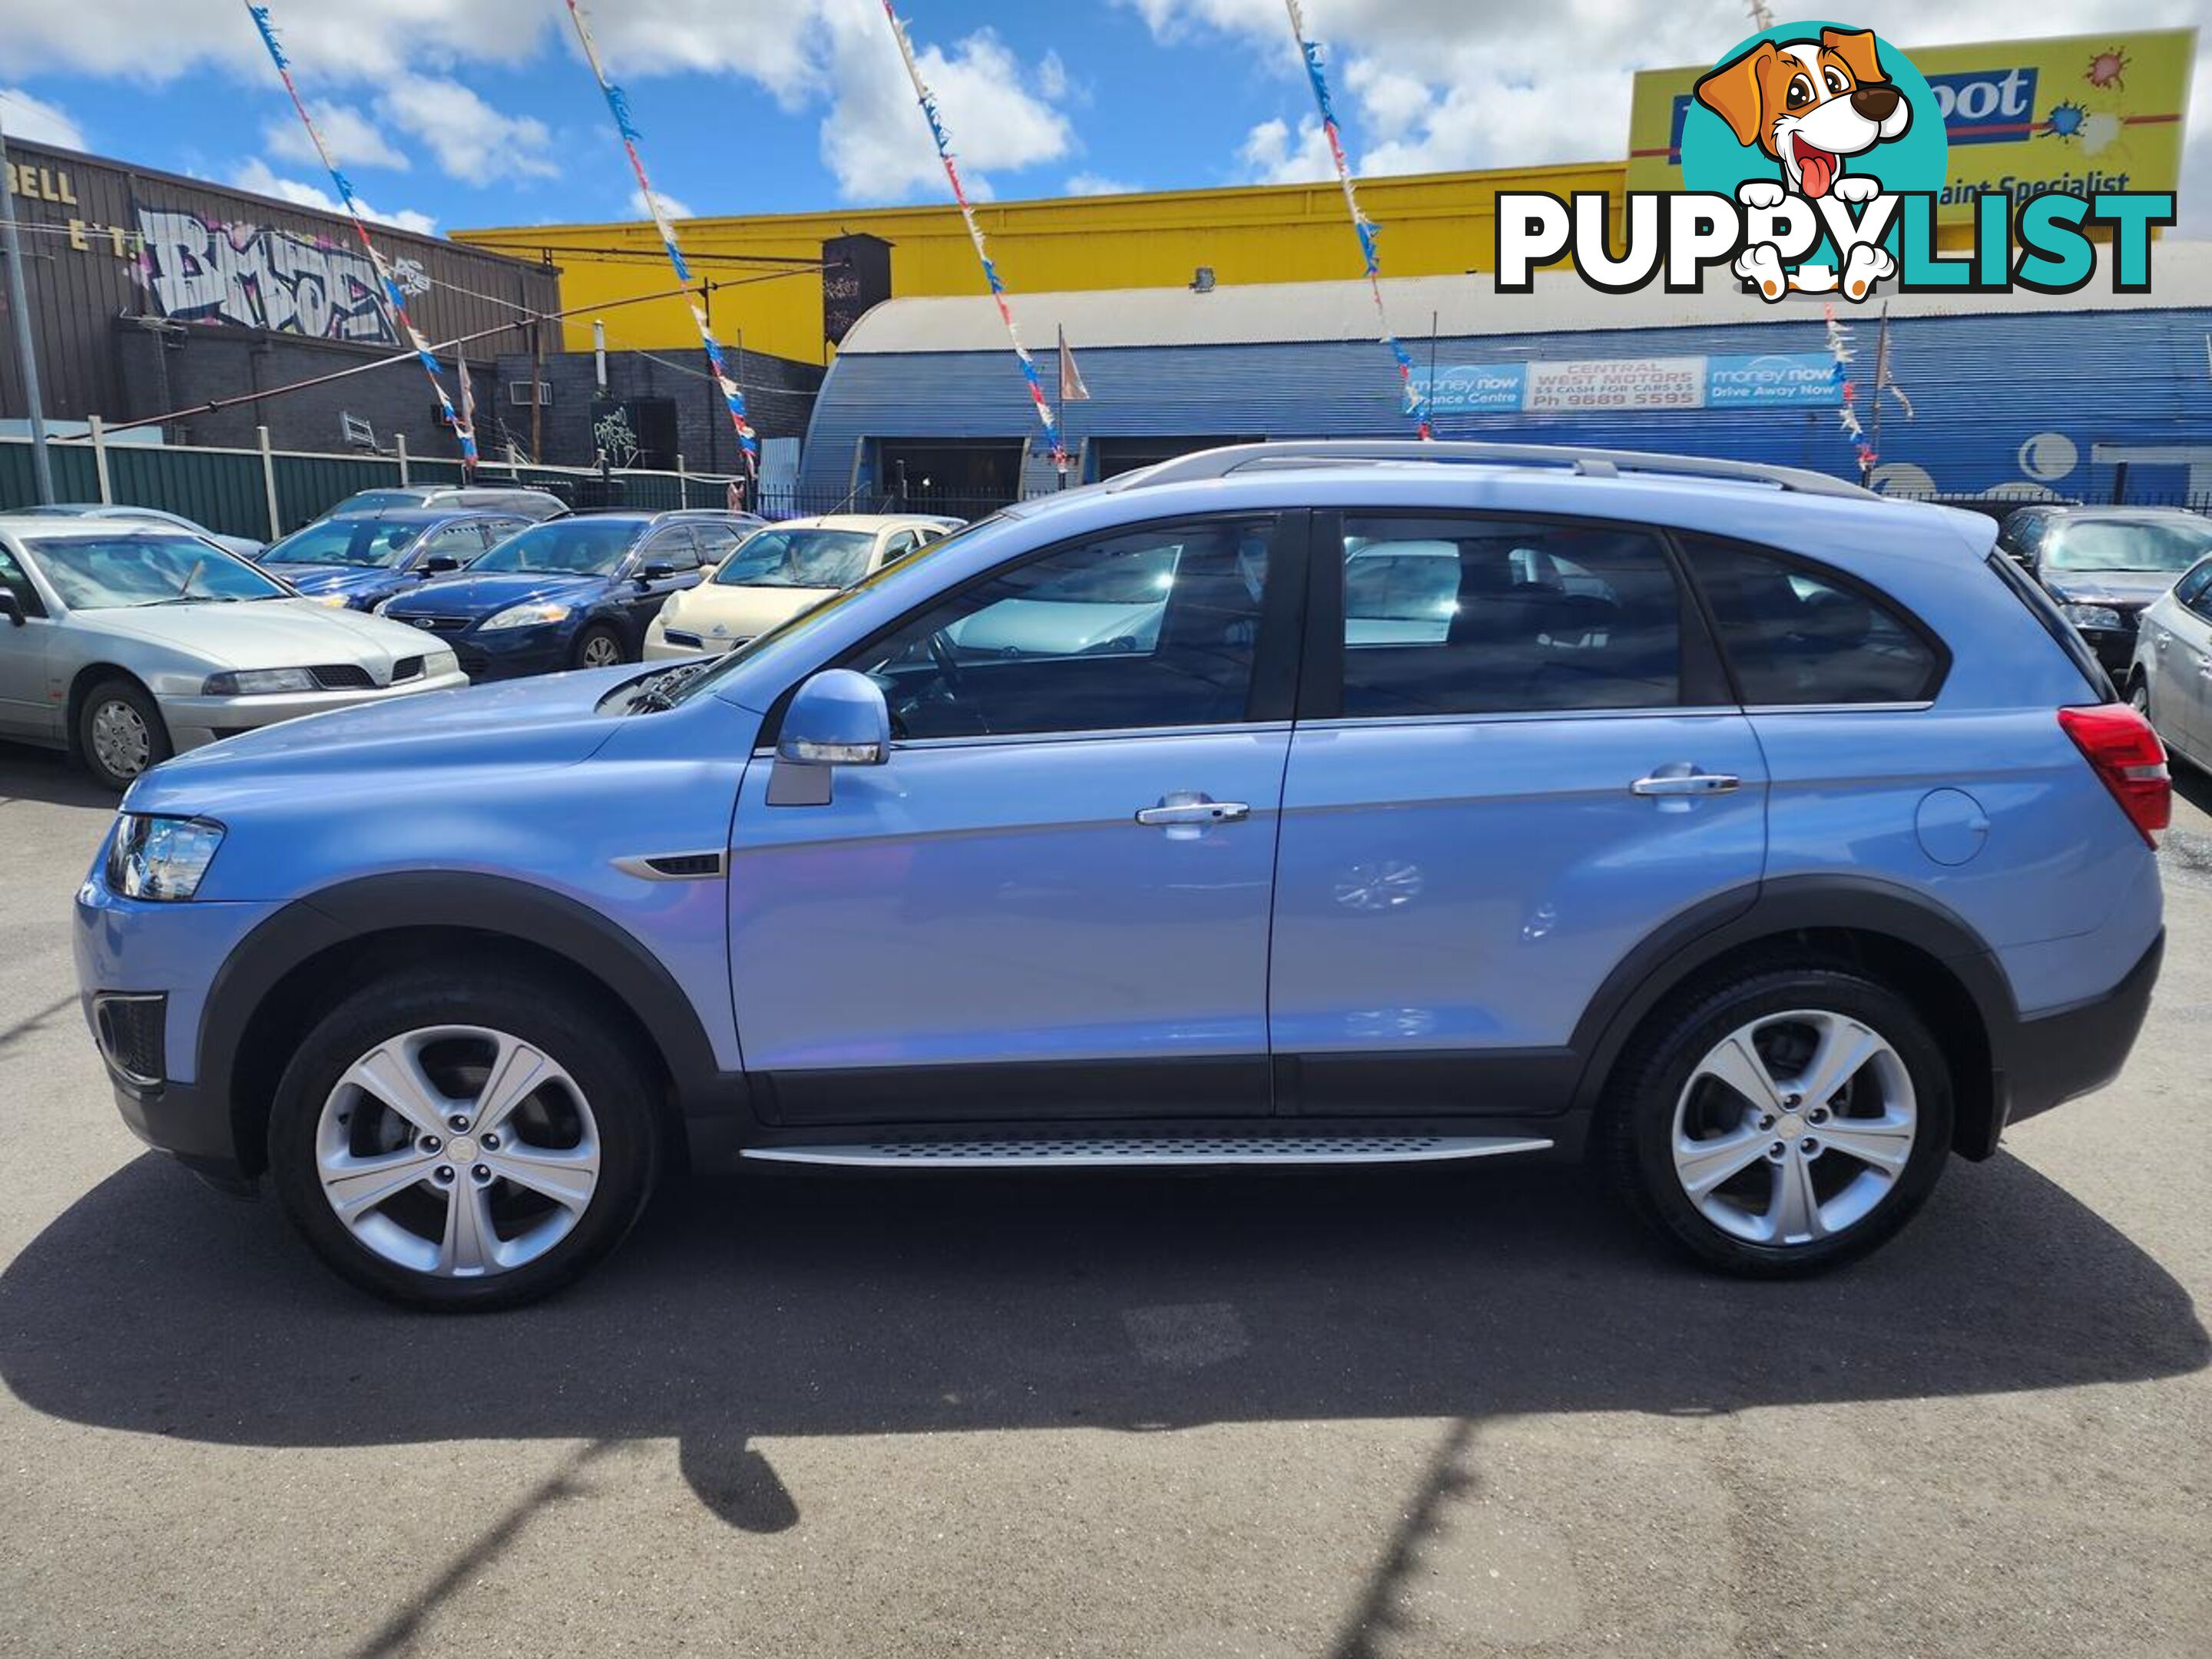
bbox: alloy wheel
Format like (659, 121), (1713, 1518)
(313, 1025), (601, 1279)
(1669, 1008), (1917, 1247)
(89, 699), (152, 780)
(579, 634), (622, 668)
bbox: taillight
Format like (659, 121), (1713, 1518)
(2058, 703), (2171, 847)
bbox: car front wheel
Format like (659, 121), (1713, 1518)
(76, 677), (173, 791)
(1604, 965), (1953, 1276)
(268, 969), (661, 1310)
(574, 624), (628, 670)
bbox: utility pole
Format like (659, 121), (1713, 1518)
(0, 104), (56, 505)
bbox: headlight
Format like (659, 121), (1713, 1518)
(107, 814), (224, 902)
(310, 593), (351, 609)
(203, 667), (320, 695)
(482, 601), (571, 631)
(424, 648), (461, 677)
(2062, 603), (2124, 631)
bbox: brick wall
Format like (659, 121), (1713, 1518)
(495, 348), (823, 473)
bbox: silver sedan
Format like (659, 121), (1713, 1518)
(0, 517), (467, 790)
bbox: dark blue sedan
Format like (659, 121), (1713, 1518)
(376, 511), (756, 679)
(258, 510), (532, 611)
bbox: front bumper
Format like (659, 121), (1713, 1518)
(406, 622), (575, 681)
(1997, 929), (2163, 1133)
(643, 628), (724, 662)
(160, 669), (470, 750)
(2071, 617), (2144, 675)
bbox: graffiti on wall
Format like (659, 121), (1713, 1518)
(135, 208), (397, 344)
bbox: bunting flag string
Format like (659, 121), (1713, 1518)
(564, 0), (757, 475)
(1283, 0), (1430, 439)
(244, 3), (476, 468)
(879, 1), (1065, 477)
(1823, 303), (1865, 460)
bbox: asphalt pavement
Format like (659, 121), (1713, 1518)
(0, 738), (2206, 1657)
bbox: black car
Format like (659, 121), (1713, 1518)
(1996, 506), (2212, 675)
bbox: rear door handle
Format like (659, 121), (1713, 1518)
(1137, 797), (1250, 826)
(1631, 770), (1741, 797)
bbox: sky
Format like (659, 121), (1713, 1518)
(0, 0), (2205, 237)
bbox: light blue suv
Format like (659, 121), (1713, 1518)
(73, 443), (2170, 1309)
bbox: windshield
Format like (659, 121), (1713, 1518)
(470, 519), (640, 576)
(713, 528), (877, 591)
(263, 518), (423, 569)
(2046, 518), (2212, 575)
(27, 533), (287, 608)
(667, 516), (1001, 707)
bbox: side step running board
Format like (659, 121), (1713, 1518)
(742, 1134), (1554, 1169)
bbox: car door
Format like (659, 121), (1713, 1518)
(728, 512), (1303, 1126)
(0, 544), (58, 740)
(619, 526), (704, 638)
(2145, 558), (2212, 759)
(1267, 511), (1769, 1117)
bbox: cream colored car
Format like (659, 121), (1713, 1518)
(644, 514), (962, 661)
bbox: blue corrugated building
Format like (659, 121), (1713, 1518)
(799, 246), (2212, 512)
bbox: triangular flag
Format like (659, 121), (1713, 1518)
(1058, 325), (1091, 403)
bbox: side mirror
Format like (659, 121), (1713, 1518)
(639, 561), (677, 581)
(769, 671), (889, 805)
(0, 591), (21, 627)
(779, 670), (889, 766)
(420, 554), (462, 575)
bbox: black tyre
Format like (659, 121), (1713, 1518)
(268, 969), (661, 1311)
(573, 623), (629, 671)
(76, 676), (173, 792)
(1602, 965), (1954, 1277)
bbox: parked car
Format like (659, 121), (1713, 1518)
(644, 515), (961, 661)
(320, 485), (568, 523)
(0, 502), (264, 561)
(75, 442), (2167, 1310)
(258, 510), (531, 610)
(2128, 551), (2212, 770)
(0, 516), (466, 790)
(1995, 506), (2212, 674)
(377, 511), (752, 678)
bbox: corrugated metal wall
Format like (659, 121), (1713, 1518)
(801, 305), (2212, 505)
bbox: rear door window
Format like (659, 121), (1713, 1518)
(1681, 537), (1945, 706)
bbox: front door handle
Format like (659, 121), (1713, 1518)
(1137, 795), (1250, 826)
(1631, 769), (1741, 798)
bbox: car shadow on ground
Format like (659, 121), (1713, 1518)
(0, 741), (114, 810)
(2, 1152), (2203, 1539)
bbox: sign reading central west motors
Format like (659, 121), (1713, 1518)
(1626, 28), (2194, 223)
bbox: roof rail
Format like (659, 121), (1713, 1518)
(1112, 441), (1882, 501)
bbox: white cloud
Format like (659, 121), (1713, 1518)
(376, 76), (558, 185)
(230, 158), (440, 236)
(817, 5), (1073, 202)
(631, 186), (695, 220)
(1065, 172), (1140, 196)
(0, 88), (87, 151)
(263, 101), (409, 173)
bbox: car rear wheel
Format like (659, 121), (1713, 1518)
(76, 677), (172, 792)
(574, 624), (628, 670)
(1603, 965), (1953, 1276)
(268, 970), (661, 1310)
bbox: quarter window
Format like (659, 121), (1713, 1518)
(843, 517), (1276, 740)
(1682, 537), (1941, 705)
(1335, 516), (1684, 717)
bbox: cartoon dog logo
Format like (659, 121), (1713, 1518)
(1695, 27), (1913, 299)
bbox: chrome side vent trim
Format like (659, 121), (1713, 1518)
(743, 1134), (1554, 1169)
(611, 850), (727, 882)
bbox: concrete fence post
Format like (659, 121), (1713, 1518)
(257, 426), (281, 541)
(677, 453), (688, 510)
(88, 415), (113, 505)
(395, 432), (410, 487)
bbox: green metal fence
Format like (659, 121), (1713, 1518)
(0, 433), (745, 539)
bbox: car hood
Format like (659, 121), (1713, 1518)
(76, 598), (443, 671)
(127, 664), (636, 814)
(659, 582), (831, 641)
(2043, 571), (2177, 608)
(386, 571), (608, 618)
(263, 563), (396, 598)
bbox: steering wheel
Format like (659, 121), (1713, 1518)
(926, 628), (965, 692)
